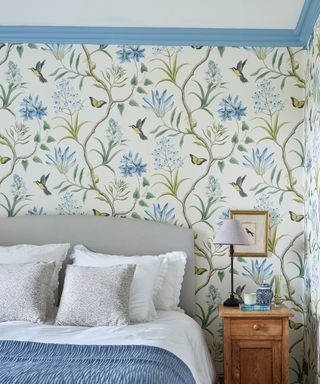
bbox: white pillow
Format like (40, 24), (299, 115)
(71, 245), (164, 323)
(0, 243), (70, 312)
(154, 251), (187, 311)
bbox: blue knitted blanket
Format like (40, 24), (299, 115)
(0, 340), (196, 384)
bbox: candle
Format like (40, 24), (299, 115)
(274, 275), (282, 306)
(244, 293), (256, 305)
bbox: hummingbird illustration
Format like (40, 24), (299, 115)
(34, 174), (51, 195)
(245, 227), (254, 237)
(230, 60), (248, 83)
(234, 284), (246, 303)
(230, 175), (247, 197)
(129, 118), (147, 140)
(30, 60), (47, 83)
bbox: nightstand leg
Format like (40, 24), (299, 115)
(223, 318), (232, 384)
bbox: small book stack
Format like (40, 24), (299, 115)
(239, 304), (271, 311)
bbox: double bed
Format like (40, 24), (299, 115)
(0, 215), (215, 384)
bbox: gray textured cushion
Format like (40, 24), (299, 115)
(0, 262), (55, 322)
(55, 264), (136, 327)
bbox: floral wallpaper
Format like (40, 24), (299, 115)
(0, 42), (307, 382)
(304, 15), (320, 384)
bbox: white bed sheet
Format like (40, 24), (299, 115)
(0, 310), (215, 384)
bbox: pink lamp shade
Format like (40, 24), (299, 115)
(213, 219), (250, 245)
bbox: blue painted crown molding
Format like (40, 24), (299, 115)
(0, 0), (319, 46)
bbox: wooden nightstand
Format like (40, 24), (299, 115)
(219, 304), (293, 384)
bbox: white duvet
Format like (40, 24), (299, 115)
(0, 310), (215, 384)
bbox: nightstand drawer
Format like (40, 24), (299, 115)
(230, 319), (282, 336)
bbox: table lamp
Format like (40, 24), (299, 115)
(213, 219), (250, 306)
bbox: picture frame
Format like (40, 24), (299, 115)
(230, 210), (269, 257)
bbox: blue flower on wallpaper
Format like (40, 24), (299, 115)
(305, 269), (311, 291)
(252, 79), (284, 115)
(306, 151), (312, 175)
(116, 45), (145, 63)
(52, 80), (82, 115)
(11, 174), (27, 199)
(144, 203), (176, 224)
(205, 60), (222, 88)
(242, 259), (273, 285)
(105, 118), (123, 145)
(19, 95), (47, 121)
(116, 47), (132, 63)
(143, 90), (174, 118)
(243, 147), (275, 176)
(129, 46), (145, 62)
(311, 67), (320, 103)
(217, 208), (230, 227)
(310, 200), (318, 223)
(46, 146), (76, 174)
(206, 176), (222, 200)
(152, 137), (183, 171)
(56, 192), (83, 215)
(206, 284), (221, 308)
(152, 46), (183, 56)
(6, 61), (22, 87)
(254, 193), (282, 226)
(42, 44), (73, 60)
(27, 206), (46, 216)
(218, 95), (246, 121)
(119, 152), (147, 177)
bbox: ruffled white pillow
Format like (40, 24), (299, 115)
(154, 251), (187, 311)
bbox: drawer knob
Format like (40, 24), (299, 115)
(252, 323), (260, 330)
(234, 372), (240, 380)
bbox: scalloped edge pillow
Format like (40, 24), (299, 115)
(154, 251), (187, 311)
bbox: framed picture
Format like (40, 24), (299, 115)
(230, 210), (269, 257)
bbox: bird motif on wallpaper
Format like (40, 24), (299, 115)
(92, 209), (110, 216)
(230, 175), (247, 197)
(0, 156), (11, 165)
(129, 118), (148, 140)
(34, 174), (51, 195)
(289, 211), (304, 222)
(89, 97), (107, 108)
(234, 284), (246, 303)
(30, 60), (47, 83)
(230, 60), (248, 83)
(291, 97), (305, 109)
(0, 43), (5, 51)
(245, 227), (254, 237)
(190, 154), (207, 165)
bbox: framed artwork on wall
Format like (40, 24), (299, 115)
(229, 210), (269, 257)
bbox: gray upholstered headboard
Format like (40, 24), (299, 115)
(0, 215), (195, 316)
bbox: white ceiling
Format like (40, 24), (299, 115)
(1, 0), (305, 29)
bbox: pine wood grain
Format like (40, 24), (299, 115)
(219, 304), (293, 384)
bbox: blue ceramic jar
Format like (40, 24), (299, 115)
(256, 282), (273, 305)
